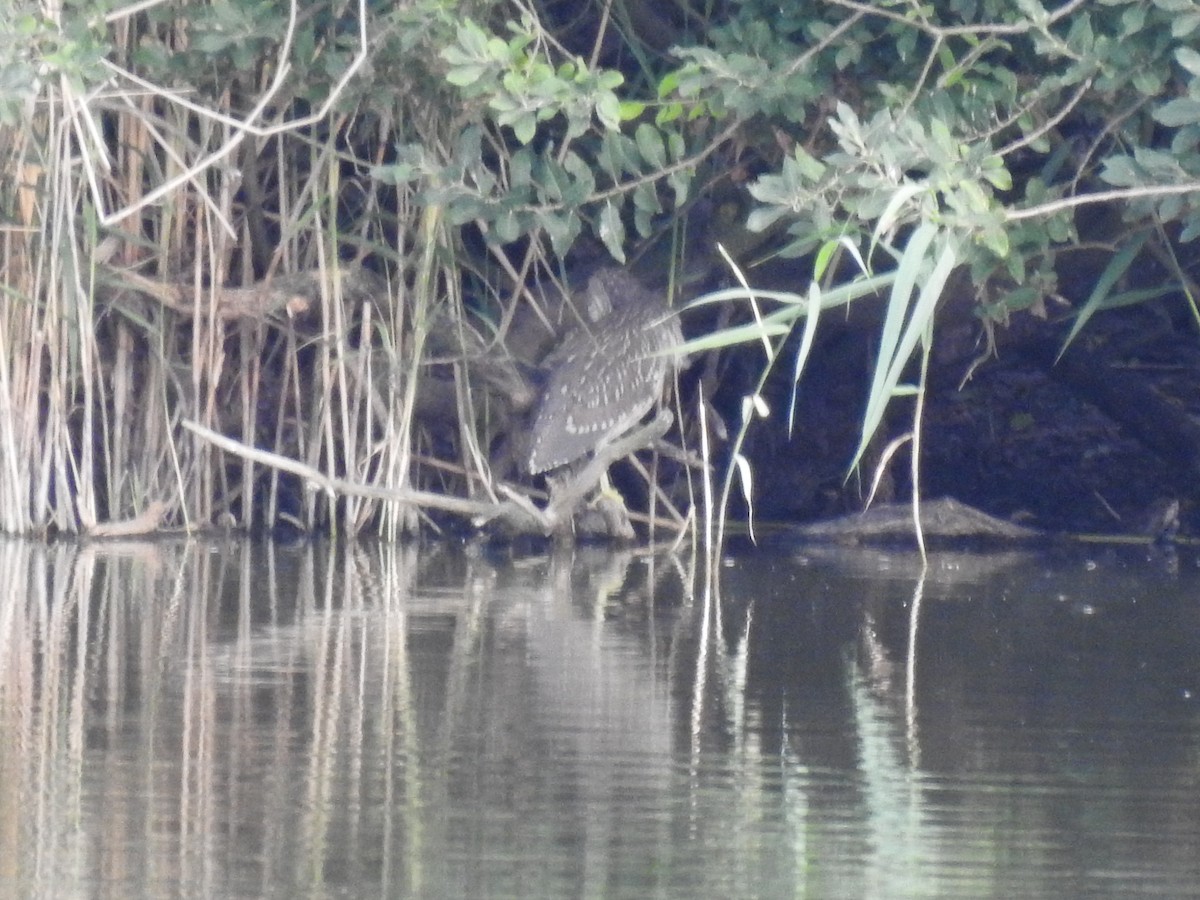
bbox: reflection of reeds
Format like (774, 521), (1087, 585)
(5, 536), (862, 895)
(0, 539), (421, 894)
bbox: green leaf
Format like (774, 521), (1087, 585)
(500, 70), (524, 95)
(634, 123), (666, 168)
(981, 156), (1012, 191)
(658, 70), (680, 98)
(1003, 246), (1025, 282)
(667, 131), (685, 162)
(1176, 46), (1200, 76)
(746, 206), (786, 233)
(656, 102), (683, 125)
(632, 181), (661, 213)
(871, 180), (927, 252)
(929, 117), (958, 160)
(494, 208), (520, 243)
(1132, 69), (1166, 96)
(509, 148), (533, 188)
(485, 37), (510, 62)
(597, 201), (626, 261)
(1154, 98), (1200, 127)
(791, 146), (826, 182)
(371, 161), (418, 184)
(1159, 192), (1184, 222)
(1154, 0), (1196, 14)
(977, 222), (1010, 258)
(488, 93), (518, 113)
(668, 169), (690, 207)
(562, 150), (594, 203)
(1122, 4), (1146, 32)
(1100, 155), (1140, 187)
(813, 240), (840, 283)
(457, 20), (489, 55)
(852, 226), (958, 475)
(535, 155), (566, 202)
(440, 45), (474, 67)
(511, 113), (536, 145)
(634, 205), (653, 238)
(1134, 146), (1187, 178)
(1046, 211), (1074, 243)
(542, 211), (581, 258)
(748, 172), (790, 206)
(445, 63), (487, 87)
(936, 42), (957, 73)
(597, 70), (624, 91)
(595, 92), (622, 130)
(619, 100), (647, 120)
(786, 280), (824, 434)
(1172, 11), (1200, 37)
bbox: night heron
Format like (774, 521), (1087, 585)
(527, 268), (683, 475)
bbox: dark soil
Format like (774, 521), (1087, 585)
(709, 296), (1200, 538)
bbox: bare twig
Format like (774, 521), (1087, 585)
(182, 419), (551, 532)
(94, 0), (370, 228)
(824, 0), (1090, 38)
(1005, 182), (1200, 222)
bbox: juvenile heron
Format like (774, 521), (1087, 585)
(527, 268), (683, 474)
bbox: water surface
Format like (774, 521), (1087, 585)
(1, 538), (1197, 898)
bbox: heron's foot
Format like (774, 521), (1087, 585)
(544, 465), (640, 541)
(578, 486), (636, 541)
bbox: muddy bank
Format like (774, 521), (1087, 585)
(714, 289), (1200, 539)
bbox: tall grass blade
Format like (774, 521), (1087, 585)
(850, 226), (958, 477)
(1056, 230), (1150, 361)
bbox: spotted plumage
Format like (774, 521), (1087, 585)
(527, 269), (682, 474)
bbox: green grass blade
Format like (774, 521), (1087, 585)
(851, 226), (958, 475)
(1056, 230), (1150, 361)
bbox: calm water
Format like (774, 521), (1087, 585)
(1, 537), (1198, 898)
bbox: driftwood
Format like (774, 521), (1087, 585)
(183, 419), (548, 532)
(86, 500), (171, 538)
(183, 418), (686, 539)
(98, 264), (388, 322)
(795, 497), (1043, 544)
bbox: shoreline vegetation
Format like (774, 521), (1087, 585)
(4, 0), (1200, 549)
